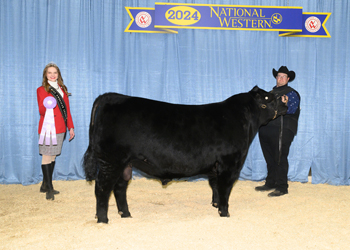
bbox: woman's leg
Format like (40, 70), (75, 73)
(41, 155), (55, 200)
(50, 155), (59, 194)
(42, 155), (52, 164)
(40, 155), (51, 192)
(40, 155), (59, 195)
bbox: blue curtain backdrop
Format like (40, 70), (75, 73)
(0, 0), (349, 185)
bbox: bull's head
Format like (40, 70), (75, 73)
(250, 86), (288, 126)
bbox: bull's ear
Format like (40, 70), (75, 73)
(251, 85), (260, 92)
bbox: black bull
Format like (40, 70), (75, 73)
(83, 86), (287, 223)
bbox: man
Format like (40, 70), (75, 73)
(256, 66), (300, 197)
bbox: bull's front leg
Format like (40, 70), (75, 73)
(95, 174), (115, 223)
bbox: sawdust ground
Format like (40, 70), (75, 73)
(0, 178), (349, 249)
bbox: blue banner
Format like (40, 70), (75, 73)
(279, 12), (331, 38)
(125, 3), (331, 38)
(125, 7), (178, 34)
(154, 3), (303, 32)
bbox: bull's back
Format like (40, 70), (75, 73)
(96, 94), (248, 145)
(93, 94), (250, 175)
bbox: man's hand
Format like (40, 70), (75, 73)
(281, 95), (288, 104)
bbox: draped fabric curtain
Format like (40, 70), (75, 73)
(0, 0), (349, 185)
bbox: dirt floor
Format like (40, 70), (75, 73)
(0, 178), (349, 250)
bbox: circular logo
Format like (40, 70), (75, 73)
(271, 13), (282, 25)
(305, 16), (321, 33)
(135, 11), (152, 28)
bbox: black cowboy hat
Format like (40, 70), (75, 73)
(272, 66), (295, 82)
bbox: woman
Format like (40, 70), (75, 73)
(37, 63), (75, 200)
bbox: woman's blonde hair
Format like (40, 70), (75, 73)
(42, 63), (71, 96)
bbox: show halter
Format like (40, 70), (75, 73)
(38, 96), (57, 145)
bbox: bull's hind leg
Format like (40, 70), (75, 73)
(216, 165), (240, 217)
(216, 174), (235, 217)
(208, 165), (219, 208)
(113, 165), (132, 218)
(95, 173), (117, 223)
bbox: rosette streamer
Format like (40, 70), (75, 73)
(38, 96), (57, 145)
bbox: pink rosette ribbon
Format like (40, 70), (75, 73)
(38, 96), (57, 145)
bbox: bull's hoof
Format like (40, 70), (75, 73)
(161, 179), (171, 186)
(96, 214), (108, 223)
(218, 210), (230, 217)
(97, 217), (109, 223)
(118, 211), (132, 218)
(211, 202), (218, 208)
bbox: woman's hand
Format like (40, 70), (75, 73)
(69, 128), (75, 141)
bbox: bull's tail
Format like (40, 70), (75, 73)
(82, 96), (102, 182)
(83, 144), (98, 182)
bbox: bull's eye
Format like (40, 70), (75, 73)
(261, 104), (267, 109)
(265, 96), (268, 100)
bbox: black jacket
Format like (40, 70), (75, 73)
(264, 85), (300, 135)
